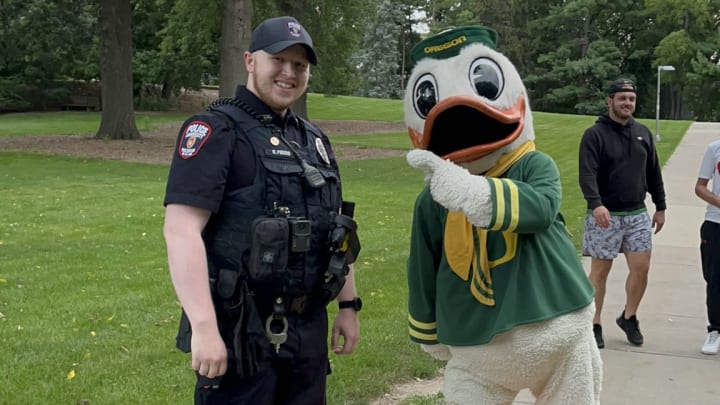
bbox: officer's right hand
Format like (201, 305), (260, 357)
(592, 206), (611, 228)
(191, 328), (227, 378)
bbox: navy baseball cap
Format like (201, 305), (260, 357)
(607, 78), (636, 95)
(249, 16), (317, 65)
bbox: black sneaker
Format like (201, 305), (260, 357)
(616, 311), (644, 346)
(593, 324), (604, 349)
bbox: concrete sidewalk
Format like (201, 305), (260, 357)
(513, 122), (720, 404)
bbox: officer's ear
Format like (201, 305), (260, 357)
(244, 51), (255, 74)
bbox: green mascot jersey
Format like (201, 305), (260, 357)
(407, 151), (595, 346)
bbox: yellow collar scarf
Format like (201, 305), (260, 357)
(444, 141), (535, 306)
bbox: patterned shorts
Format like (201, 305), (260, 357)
(582, 212), (652, 259)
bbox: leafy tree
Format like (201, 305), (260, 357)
(97, 0), (140, 139)
(7, 0), (96, 84)
(687, 43), (720, 121)
(647, 0), (720, 119)
(422, 0), (474, 29)
(0, 0), (96, 110)
(146, 0), (250, 100)
(419, 0), (560, 81)
(528, 39), (622, 114)
(132, 0), (180, 106)
(525, 0), (661, 116)
(4, 0), (720, 121)
(646, 0), (717, 35)
(653, 30), (695, 119)
(471, 0), (561, 76)
(159, 0), (221, 93)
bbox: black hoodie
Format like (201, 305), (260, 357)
(578, 114), (666, 212)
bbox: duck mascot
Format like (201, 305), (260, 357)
(404, 26), (602, 404)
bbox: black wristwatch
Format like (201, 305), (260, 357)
(338, 297), (362, 312)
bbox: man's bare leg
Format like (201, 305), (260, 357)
(623, 251), (651, 317)
(588, 258), (614, 324)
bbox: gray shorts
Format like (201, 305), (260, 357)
(582, 212), (652, 259)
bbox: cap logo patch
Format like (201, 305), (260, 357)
(287, 21), (302, 38)
(315, 138), (330, 164)
(179, 121), (212, 159)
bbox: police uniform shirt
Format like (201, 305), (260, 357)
(164, 86), (307, 212)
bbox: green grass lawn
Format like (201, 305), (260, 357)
(0, 94), (399, 138)
(308, 93), (404, 122)
(0, 96), (692, 404)
(0, 111), (188, 137)
(0, 153), (437, 404)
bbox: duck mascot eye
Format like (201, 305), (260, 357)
(404, 26), (603, 404)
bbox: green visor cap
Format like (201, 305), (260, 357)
(410, 26), (497, 63)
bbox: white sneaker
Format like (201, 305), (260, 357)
(701, 331), (720, 355)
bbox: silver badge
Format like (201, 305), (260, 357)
(315, 138), (330, 164)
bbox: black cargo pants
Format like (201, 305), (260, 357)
(194, 306), (330, 405)
(701, 220), (720, 332)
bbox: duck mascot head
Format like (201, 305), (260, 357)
(404, 26), (603, 404)
(405, 25), (534, 175)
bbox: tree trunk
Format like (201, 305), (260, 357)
(219, 0), (253, 98)
(400, 15), (407, 90)
(96, 0), (140, 140)
(293, 92), (308, 119)
(579, 14), (590, 58)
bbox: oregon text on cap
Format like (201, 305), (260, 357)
(410, 26), (497, 63)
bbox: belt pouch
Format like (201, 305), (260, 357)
(248, 217), (289, 281)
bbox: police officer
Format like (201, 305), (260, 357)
(163, 16), (361, 404)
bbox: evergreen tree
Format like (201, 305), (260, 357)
(525, 0), (657, 116)
(353, 0), (405, 99)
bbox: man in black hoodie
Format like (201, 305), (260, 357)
(579, 78), (667, 349)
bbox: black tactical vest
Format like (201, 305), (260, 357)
(202, 103), (342, 303)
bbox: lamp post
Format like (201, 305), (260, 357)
(655, 65), (675, 142)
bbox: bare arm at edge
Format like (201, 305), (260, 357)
(164, 203), (227, 378)
(695, 178), (720, 208)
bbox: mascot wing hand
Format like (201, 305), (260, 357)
(407, 149), (493, 227)
(421, 343), (451, 361)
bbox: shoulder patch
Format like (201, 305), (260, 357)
(178, 121), (212, 159)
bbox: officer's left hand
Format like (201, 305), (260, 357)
(331, 309), (359, 355)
